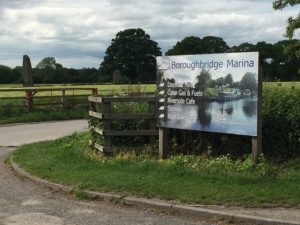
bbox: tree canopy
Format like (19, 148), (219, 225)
(195, 70), (211, 91)
(36, 57), (62, 70)
(231, 40), (300, 80)
(165, 36), (202, 55)
(0, 65), (14, 83)
(225, 74), (233, 86)
(273, 0), (300, 39)
(100, 28), (162, 83)
(239, 72), (257, 92)
(165, 36), (229, 56)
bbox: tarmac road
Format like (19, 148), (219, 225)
(0, 120), (88, 147)
(0, 121), (212, 225)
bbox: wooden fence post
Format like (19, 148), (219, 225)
(62, 89), (66, 108)
(25, 90), (35, 110)
(103, 101), (112, 152)
(92, 88), (98, 96)
(149, 101), (156, 145)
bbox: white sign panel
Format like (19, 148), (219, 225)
(156, 52), (259, 136)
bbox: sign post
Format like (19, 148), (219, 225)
(159, 128), (169, 158)
(252, 66), (263, 162)
(156, 52), (261, 161)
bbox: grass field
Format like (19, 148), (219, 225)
(11, 132), (300, 207)
(0, 83), (156, 124)
(0, 83), (156, 97)
(0, 82), (299, 97)
(0, 82), (298, 125)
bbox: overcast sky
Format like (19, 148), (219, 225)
(0, 0), (298, 69)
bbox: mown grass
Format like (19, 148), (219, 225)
(12, 132), (300, 207)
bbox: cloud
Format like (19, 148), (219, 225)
(0, 0), (298, 68)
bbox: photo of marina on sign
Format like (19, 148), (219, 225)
(156, 52), (259, 136)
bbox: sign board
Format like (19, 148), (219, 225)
(156, 52), (259, 137)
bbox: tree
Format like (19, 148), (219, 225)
(273, 0), (300, 39)
(273, 0), (300, 73)
(239, 72), (257, 91)
(166, 36), (229, 56)
(225, 74), (233, 86)
(34, 57), (66, 83)
(165, 36), (202, 55)
(100, 28), (162, 83)
(195, 70), (211, 91)
(36, 57), (59, 69)
(274, 39), (300, 80)
(215, 77), (225, 87)
(231, 42), (255, 52)
(0, 65), (14, 83)
(231, 41), (281, 81)
(12, 66), (22, 83)
(201, 36), (230, 53)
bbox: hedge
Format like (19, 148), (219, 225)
(88, 83), (300, 161)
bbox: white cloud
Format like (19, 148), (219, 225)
(0, 0), (298, 68)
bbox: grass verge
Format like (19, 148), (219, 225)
(0, 108), (86, 125)
(11, 132), (300, 207)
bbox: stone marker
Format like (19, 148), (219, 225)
(22, 55), (34, 87)
(113, 69), (122, 84)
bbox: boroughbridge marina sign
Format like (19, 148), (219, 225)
(156, 52), (262, 160)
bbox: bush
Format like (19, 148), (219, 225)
(262, 84), (300, 160)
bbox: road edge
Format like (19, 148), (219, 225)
(0, 119), (87, 128)
(10, 155), (299, 225)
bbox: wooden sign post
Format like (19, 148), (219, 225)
(159, 128), (169, 158)
(252, 66), (263, 163)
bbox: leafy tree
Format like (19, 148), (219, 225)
(195, 70), (211, 91)
(166, 36), (229, 55)
(34, 57), (66, 83)
(201, 36), (230, 53)
(239, 72), (257, 91)
(0, 65), (14, 83)
(12, 66), (22, 83)
(273, 0), (300, 39)
(274, 39), (300, 80)
(215, 77), (225, 87)
(78, 68), (100, 83)
(273, 0), (300, 78)
(165, 36), (203, 55)
(225, 74), (233, 86)
(232, 41), (282, 80)
(100, 28), (162, 83)
(231, 42), (255, 52)
(36, 57), (60, 69)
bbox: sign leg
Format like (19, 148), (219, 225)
(159, 128), (169, 158)
(252, 137), (262, 163)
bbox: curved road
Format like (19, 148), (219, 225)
(0, 120), (210, 225)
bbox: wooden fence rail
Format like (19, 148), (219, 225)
(0, 87), (97, 110)
(88, 95), (158, 154)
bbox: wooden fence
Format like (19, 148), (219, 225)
(88, 95), (158, 154)
(0, 87), (97, 110)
